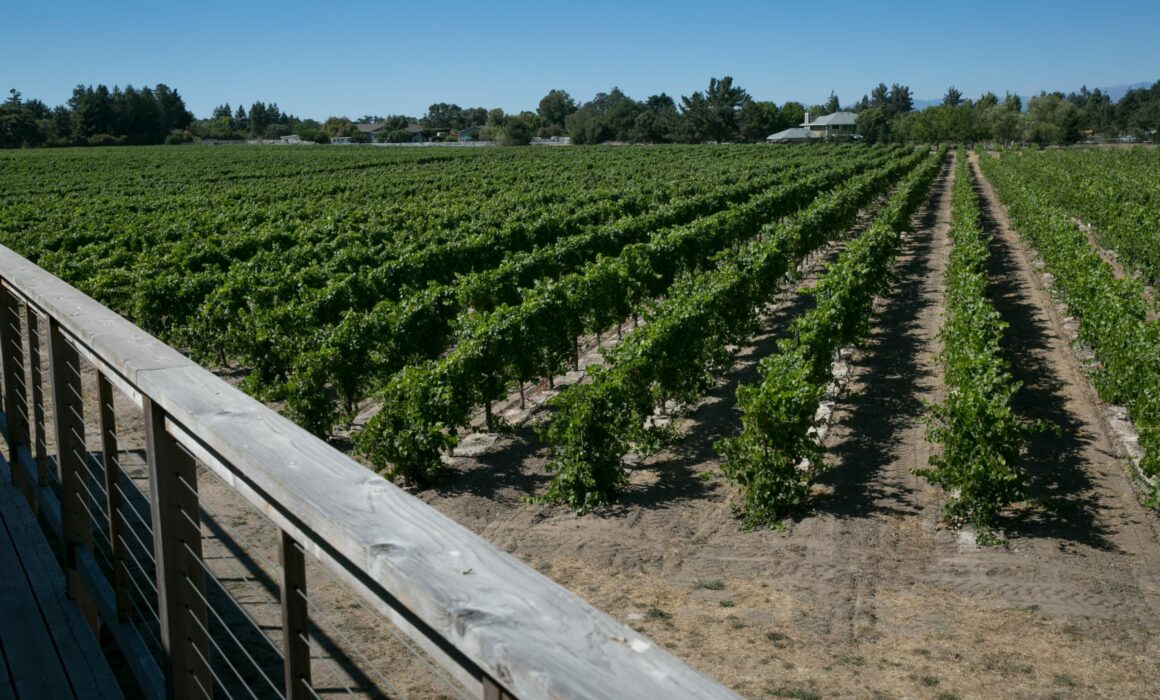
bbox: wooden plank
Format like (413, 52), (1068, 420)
(0, 456), (124, 699)
(0, 472), (74, 699)
(0, 253), (194, 388)
(0, 640), (15, 700)
(280, 531), (312, 700)
(143, 396), (212, 698)
(68, 334), (143, 410)
(1, 243), (742, 700)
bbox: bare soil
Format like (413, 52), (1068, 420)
(411, 154), (1160, 699)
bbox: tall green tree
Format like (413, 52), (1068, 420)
(422, 102), (464, 129)
(1027, 93), (1083, 145)
(461, 106), (488, 127)
(855, 108), (890, 143)
(679, 76), (749, 143)
(537, 89), (577, 131)
(565, 88), (641, 144)
(889, 83), (913, 114)
(0, 89), (44, 147)
(500, 116), (534, 146)
(985, 94), (1025, 145)
(738, 99), (784, 141)
(824, 91), (840, 113)
(633, 93), (680, 143)
(779, 101), (806, 129)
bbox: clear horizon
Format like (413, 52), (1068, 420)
(2, 0), (1157, 121)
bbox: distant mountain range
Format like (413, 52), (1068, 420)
(909, 81), (1152, 110)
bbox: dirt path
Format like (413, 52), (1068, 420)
(418, 154), (1160, 699)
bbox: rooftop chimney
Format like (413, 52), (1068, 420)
(804, 111), (810, 126)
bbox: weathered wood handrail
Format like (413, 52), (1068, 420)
(0, 243), (740, 700)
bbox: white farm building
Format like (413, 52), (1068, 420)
(767, 110), (858, 143)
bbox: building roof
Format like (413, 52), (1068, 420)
(355, 122), (385, 134)
(766, 128), (821, 142)
(802, 111), (858, 127)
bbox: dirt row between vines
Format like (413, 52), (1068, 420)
(419, 153), (1160, 700)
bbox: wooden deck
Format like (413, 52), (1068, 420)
(0, 455), (124, 700)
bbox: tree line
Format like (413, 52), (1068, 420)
(864, 81), (1160, 145)
(3, 76), (1158, 148)
(0, 84), (193, 147)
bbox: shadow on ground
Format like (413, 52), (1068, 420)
(971, 165), (1117, 551)
(812, 163), (949, 520)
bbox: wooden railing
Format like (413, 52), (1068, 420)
(0, 243), (740, 700)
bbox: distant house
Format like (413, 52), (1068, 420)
(355, 122), (386, 141)
(280, 134), (303, 144)
(766, 127), (821, 144)
(801, 111), (858, 138)
(766, 110), (859, 144)
(406, 123), (426, 142)
(458, 125), (484, 141)
(330, 136), (352, 145)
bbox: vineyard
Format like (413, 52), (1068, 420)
(3, 144), (1160, 698)
(0, 143), (941, 515)
(978, 148), (1160, 484)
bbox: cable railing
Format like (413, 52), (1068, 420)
(0, 243), (740, 700)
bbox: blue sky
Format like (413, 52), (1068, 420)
(2, 0), (1157, 120)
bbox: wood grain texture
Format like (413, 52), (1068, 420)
(0, 455), (124, 699)
(25, 306), (48, 485)
(143, 397), (212, 698)
(0, 244), (740, 700)
(0, 639), (14, 700)
(0, 287), (28, 475)
(279, 531), (312, 700)
(97, 373), (131, 622)
(0, 476), (74, 700)
(47, 317), (90, 595)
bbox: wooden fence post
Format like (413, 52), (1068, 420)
(47, 318), (91, 599)
(97, 373), (131, 622)
(144, 396), (212, 697)
(26, 305), (48, 487)
(0, 286), (28, 499)
(280, 531), (312, 699)
(483, 676), (517, 700)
